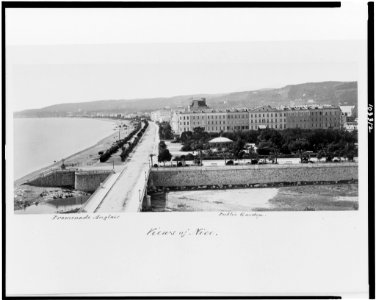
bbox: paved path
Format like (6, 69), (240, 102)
(86, 122), (159, 213)
(79, 172), (121, 213)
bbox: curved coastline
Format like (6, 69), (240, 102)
(14, 118), (124, 187)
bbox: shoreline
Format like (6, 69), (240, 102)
(14, 119), (126, 187)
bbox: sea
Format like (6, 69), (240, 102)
(13, 118), (115, 180)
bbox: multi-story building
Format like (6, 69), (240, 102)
(249, 106), (287, 130)
(191, 111), (215, 132)
(226, 110), (249, 131)
(173, 110), (226, 133)
(174, 111), (191, 133)
(170, 100), (342, 135)
(285, 106), (341, 129)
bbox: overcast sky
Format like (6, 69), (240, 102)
(6, 4), (367, 111)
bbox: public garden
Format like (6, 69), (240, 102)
(156, 122), (358, 167)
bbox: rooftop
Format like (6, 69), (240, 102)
(208, 137), (234, 144)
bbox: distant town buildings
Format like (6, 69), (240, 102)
(168, 98), (343, 135)
(344, 121), (358, 132)
(150, 110), (171, 123)
(340, 105), (358, 131)
(65, 111), (150, 120)
(340, 105), (356, 117)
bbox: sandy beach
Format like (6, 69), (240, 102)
(14, 120), (132, 212)
(15, 122), (128, 187)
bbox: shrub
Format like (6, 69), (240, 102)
(181, 144), (192, 151)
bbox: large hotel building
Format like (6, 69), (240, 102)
(169, 98), (342, 135)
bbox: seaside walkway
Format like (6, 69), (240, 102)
(82, 122), (159, 213)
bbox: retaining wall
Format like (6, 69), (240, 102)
(26, 170), (76, 188)
(149, 163), (358, 188)
(74, 170), (113, 192)
(26, 169), (113, 193)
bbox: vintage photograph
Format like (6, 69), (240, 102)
(10, 11), (359, 215)
(5, 2), (371, 298)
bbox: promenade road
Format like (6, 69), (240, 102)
(87, 122), (159, 213)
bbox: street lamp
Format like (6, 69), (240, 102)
(149, 154), (155, 167)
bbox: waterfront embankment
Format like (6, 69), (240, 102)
(149, 163), (358, 188)
(14, 119), (131, 212)
(14, 129), (120, 187)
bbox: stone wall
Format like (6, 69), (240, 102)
(149, 163), (358, 188)
(26, 169), (113, 192)
(26, 170), (75, 188)
(74, 170), (113, 192)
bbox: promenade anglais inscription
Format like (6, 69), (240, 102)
(51, 214), (120, 221)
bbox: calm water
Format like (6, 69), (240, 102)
(149, 188), (279, 212)
(15, 196), (90, 214)
(13, 118), (115, 180)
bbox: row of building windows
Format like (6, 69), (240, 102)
(180, 122), (337, 132)
(180, 111), (339, 120)
(181, 120), (339, 128)
(250, 124), (286, 130)
(251, 119), (285, 123)
(250, 113), (285, 118)
(228, 115), (247, 119)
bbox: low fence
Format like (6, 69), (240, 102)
(139, 166), (151, 211)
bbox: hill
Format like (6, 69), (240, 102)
(14, 81), (357, 117)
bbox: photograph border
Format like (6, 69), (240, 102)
(1, 1), (374, 298)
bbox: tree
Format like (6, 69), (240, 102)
(233, 138), (246, 160)
(194, 141), (204, 151)
(180, 131), (193, 143)
(193, 126), (206, 136)
(248, 145), (256, 162)
(317, 150), (325, 162)
(343, 143), (357, 161)
(158, 149), (172, 166)
(325, 151), (334, 162)
(181, 144), (192, 151)
(257, 129), (283, 149)
(288, 139), (309, 154)
(270, 144), (279, 164)
(257, 141), (274, 156)
(280, 143), (291, 154)
(159, 141), (167, 152)
(159, 122), (174, 140)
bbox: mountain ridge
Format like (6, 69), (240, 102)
(14, 81), (357, 117)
